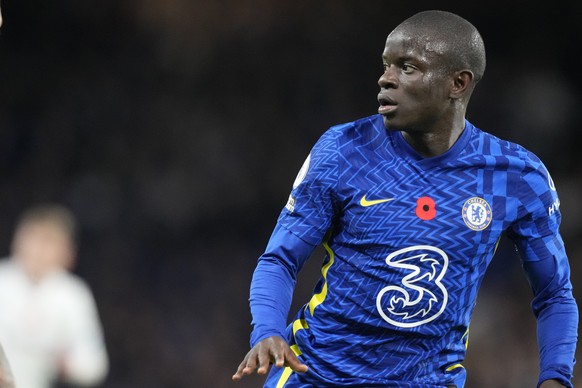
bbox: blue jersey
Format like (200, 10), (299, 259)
(249, 114), (577, 387)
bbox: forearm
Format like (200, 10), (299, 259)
(540, 380), (569, 388)
(249, 223), (316, 347)
(535, 298), (578, 388)
(62, 345), (109, 386)
(522, 256), (578, 388)
(249, 258), (295, 346)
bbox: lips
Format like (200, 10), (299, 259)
(377, 93), (397, 114)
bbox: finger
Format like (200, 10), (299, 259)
(256, 348), (272, 375)
(231, 371), (243, 382)
(284, 351), (308, 373)
(232, 363), (251, 381)
(243, 352), (259, 375)
(232, 355), (252, 381)
(273, 350), (285, 368)
(232, 365), (245, 381)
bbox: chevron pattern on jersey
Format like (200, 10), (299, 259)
(274, 114), (562, 387)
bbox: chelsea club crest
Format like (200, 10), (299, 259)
(462, 197), (492, 231)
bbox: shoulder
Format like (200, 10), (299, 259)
(48, 271), (97, 302)
(314, 114), (386, 158)
(0, 259), (14, 272)
(325, 114), (384, 141)
(0, 259), (22, 280)
(470, 123), (557, 199)
(469, 122), (546, 173)
(307, 114), (384, 162)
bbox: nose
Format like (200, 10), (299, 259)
(378, 65), (397, 89)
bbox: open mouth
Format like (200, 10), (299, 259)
(378, 95), (397, 114)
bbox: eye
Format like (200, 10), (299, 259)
(402, 64), (416, 74)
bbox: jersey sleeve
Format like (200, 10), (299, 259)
(277, 128), (340, 246)
(508, 163), (562, 262)
(507, 163), (578, 387)
(62, 280), (109, 386)
(249, 223), (317, 347)
(249, 129), (340, 346)
(523, 256), (578, 388)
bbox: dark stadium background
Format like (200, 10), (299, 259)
(0, 1), (580, 387)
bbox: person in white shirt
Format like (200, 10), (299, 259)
(0, 204), (109, 388)
(0, 6), (17, 388)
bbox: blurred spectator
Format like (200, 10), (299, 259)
(0, 5), (15, 388)
(0, 204), (108, 388)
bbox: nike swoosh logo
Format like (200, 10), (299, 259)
(359, 195), (395, 207)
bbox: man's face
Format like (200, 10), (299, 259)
(377, 29), (453, 133)
(12, 221), (75, 281)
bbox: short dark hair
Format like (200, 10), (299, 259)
(396, 10), (486, 82)
(16, 203), (77, 240)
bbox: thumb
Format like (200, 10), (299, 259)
(284, 349), (308, 373)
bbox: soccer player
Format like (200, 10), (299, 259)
(0, 204), (109, 388)
(232, 10), (578, 388)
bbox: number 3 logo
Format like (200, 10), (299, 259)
(376, 245), (449, 328)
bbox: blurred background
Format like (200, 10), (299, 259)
(0, 0), (580, 387)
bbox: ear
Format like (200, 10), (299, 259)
(450, 70), (474, 99)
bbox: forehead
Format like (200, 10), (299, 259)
(17, 221), (69, 238)
(382, 29), (447, 63)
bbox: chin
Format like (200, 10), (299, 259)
(382, 115), (404, 131)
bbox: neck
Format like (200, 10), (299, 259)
(401, 118), (466, 158)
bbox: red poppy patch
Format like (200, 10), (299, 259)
(416, 196), (436, 220)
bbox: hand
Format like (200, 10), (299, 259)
(0, 368), (14, 388)
(232, 335), (308, 382)
(0, 344), (14, 388)
(539, 379), (567, 388)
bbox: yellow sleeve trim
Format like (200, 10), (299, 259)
(462, 327), (470, 348)
(276, 367), (293, 388)
(446, 363), (464, 372)
(290, 344), (302, 356)
(292, 319), (309, 336)
(308, 239), (335, 316)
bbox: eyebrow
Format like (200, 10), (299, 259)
(381, 54), (416, 63)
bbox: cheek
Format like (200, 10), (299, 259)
(401, 76), (437, 102)
(397, 77), (449, 120)
(424, 72), (451, 98)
